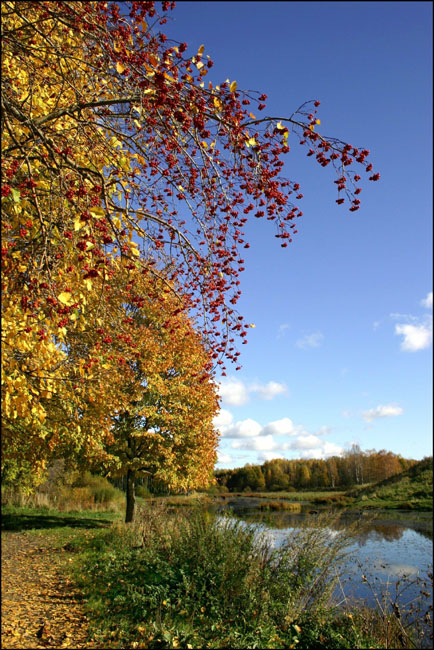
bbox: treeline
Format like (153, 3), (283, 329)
(215, 446), (418, 492)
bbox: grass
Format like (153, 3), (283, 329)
(257, 501), (302, 512)
(2, 504), (431, 648)
(1, 505), (120, 552)
(218, 489), (347, 501)
(348, 458), (433, 512)
(71, 506), (372, 649)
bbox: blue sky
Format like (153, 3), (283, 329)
(163, 1), (432, 467)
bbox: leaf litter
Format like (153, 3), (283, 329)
(1, 531), (98, 649)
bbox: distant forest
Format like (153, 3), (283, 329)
(214, 445), (419, 492)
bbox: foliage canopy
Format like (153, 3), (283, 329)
(1, 1), (378, 486)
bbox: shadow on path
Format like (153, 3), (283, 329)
(1, 513), (113, 532)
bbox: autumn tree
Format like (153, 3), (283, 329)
(78, 261), (219, 522)
(2, 1), (379, 480)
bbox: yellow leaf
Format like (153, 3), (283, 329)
(246, 137), (257, 147)
(116, 61), (126, 74)
(198, 44), (205, 55)
(119, 156), (131, 172)
(84, 278), (93, 291)
(90, 206), (105, 218)
(58, 292), (73, 305)
(131, 247), (140, 257)
(196, 61), (204, 70)
(74, 218), (82, 231)
(230, 80), (237, 93)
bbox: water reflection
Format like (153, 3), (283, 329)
(225, 506), (433, 542)
(219, 505), (433, 631)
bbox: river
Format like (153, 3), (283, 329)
(213, 500), (433, 644)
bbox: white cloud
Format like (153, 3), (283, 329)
(232, 435), (280, 451)
(421, 292), (433, 309)
(296, 331), (324, 349)
(221, 418), (263, 439)
(258, 452), (285, 462)
(250, 381), (287, 400)
(315, 425), (332, 436)
(362, 404), (403, 423)
(261, 417), (297, 437)
(390, 312), (418, 322)
(289, 434), (322, 450)
(390, 297), (433, 352)
(217, 451), (233, 464)
(297, 441), (343, 459)
(215, 410), (343, 464)
(213, 408), (233, 430)
(218, 377), (287, 406)
(277, 323), (290, 338)
(322, 441), (344, 456)
(218, 378), (250, 406)
(231, 430), (343, 460)
(395, 321), (432, 351)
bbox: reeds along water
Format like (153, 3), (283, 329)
(258, 501), (302, 512)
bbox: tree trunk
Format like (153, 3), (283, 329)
(125, 468), (136, 523)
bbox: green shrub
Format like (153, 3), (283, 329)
(74, 508), (360, 648)
(135, 484), (152, 499)
(72, 473), (124, 505)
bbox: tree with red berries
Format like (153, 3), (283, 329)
(66, 260), (219, 522)
(1, 1), (379, 482)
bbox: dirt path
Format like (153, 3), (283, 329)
(1, 531), (95, 649)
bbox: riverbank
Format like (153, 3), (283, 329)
(2, 505), (431, 649)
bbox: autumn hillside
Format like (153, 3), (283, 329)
(348, 456), (433, 510)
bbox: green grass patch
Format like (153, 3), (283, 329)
(257, 500), (302, 511)
(348, 458), (433, 512)
(221, 489), (348, 501)
(1, 505), (119, 534)
(71, 506), (398, 649)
